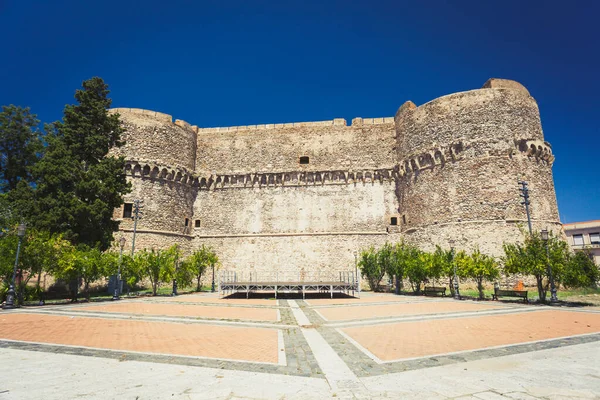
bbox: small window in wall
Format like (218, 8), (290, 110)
(590, 232), (600, 245)
(184, 218), (189, 227)
(195, 219), (201, 228)
(390, 217), (398, 226)
(299, 156), (309, 164)
(402, 215), (407, 225)
(573, 234), (584, 246)
(123, 203), (133, 218)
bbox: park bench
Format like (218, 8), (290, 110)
(423, 286), (446, 297)
(492, 288), (528, 303)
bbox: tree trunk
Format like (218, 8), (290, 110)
(414, 281), (421, 295)
(536, 275), (546, 302)
(196, 274), (201, 292)
(449, 276), (455, 297)
(152, 281), (158, 296)
(477, 277), (484, 300)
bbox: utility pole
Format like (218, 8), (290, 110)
(518, 181), (533, 235)
(130, 199), (143, 257)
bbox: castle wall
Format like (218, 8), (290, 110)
(192, 169), (400, 275)
(116, 176), (196, 235)
(193, 180), (398, 235)
(195, 118), (395, 174)
(110, 77), (563, 281)
(195, 234), (401, 279)
(394, 79), (561, 254)
(110, 108), (199, 238)
(111, 108), (198, 172)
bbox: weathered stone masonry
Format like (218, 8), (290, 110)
(110, 79), (561, 277)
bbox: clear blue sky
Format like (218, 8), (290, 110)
(1, 0), (597, 223)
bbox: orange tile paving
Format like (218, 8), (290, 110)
(77, 302), (278, 322)
(306, 295), (421, 306)
(159, 295), (275, 306)
(0, 313), (278, 363)
(342, 310), (600, 361)
(318, 301), (505, 321)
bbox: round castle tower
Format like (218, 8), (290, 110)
(110, 108), (198, 250)
(394, 79), (560, 254)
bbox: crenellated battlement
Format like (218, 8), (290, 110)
(111, 108), (173, 124)
(195, 116), (393, 134)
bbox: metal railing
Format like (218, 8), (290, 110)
(220, 269), (356, 284)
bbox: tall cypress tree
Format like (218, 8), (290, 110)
(0, 105), (42, 192)
(33, 77), (130, 250)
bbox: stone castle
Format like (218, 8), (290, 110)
(111, 78), (561, 277)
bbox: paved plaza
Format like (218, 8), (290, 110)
(1, 292), (599, 399)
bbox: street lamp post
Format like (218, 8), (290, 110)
(211, 263), (215, 292)
(172, 258), (179, 296)
(449, 239), (460, 300)
(113, 237), (126, 301)
(354, 251), (358, 290)
(541, 229), (558, 303)
(3, 223), (26, 309)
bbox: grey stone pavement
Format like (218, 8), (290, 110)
(0, 293), (599, 399)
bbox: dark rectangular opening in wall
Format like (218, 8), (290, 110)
(390, 217), (398, 226)
(402, 215), (406, 225)
(299, 156), (309, 164)
(195, 219), (201, 228)
(185, 218), (189, 227)
(123, 203), (133, 218)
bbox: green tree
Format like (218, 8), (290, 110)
(377, 242), (395, 290)
(503, 231), (569, 302)
(0, 105), (42, 193)
(137, 245), (180, 296)
(404, 248), (430, 294)
(185, 245), (220, 291)
(433, 246), (458, 296)
(76, 246), (105, 300)
(388, 241), (413, 293)
(563, 249), (599, 289)
(358, 246), (385, 291)
(32, 77), (130, 250)
(0, 227), (69, 304)
(175, 258), (196, 290)
(463, 248), (500, 300)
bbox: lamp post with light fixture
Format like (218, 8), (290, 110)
(3, 223), (26, 309)
(449, 239), (460, 300)
(113, 237), (126, 300)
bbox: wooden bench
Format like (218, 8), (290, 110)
(492, 288), (528, 303)
(423, 286), (446, 297)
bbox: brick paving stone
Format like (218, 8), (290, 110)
(305, 294), (421, 306)
(341, 310), (600, 362)
(158, 295), (276, 306)
(76, 302), (278, 321)
(318, 301), (506, 321)
(0, 313), (278, 363)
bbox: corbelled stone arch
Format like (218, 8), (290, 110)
(434, 149), (445, 167)
(132, 164), (142, 177)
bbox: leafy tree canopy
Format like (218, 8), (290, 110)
(0, 105), (42, 193)
(31, 77), (130, 250)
